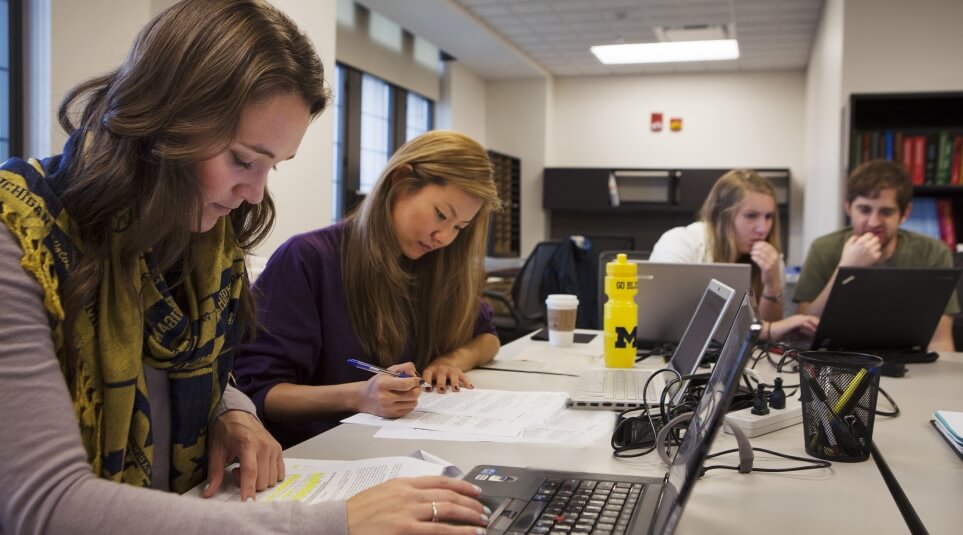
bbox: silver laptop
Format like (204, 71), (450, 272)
(568, 279), (736, 410)
(634, 261), (750, 347)
(466, 296), (761, 535)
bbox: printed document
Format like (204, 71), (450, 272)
(189, 450), (459, 503)
(342, 388), (613, 445)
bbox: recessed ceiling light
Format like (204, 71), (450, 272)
(590, 39), (740, 64)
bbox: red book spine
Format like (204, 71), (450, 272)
(951, 136), (963, 185)
(902, 135), (915, 176)
(937, 199), (957, 251)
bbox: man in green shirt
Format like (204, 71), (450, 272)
(795, 160), (958, 351)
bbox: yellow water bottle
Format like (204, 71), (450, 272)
(603, 253), (638, 368)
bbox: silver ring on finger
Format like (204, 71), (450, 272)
(431, 501), (439, 522)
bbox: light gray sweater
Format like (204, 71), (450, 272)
(0, 226), (347, 534)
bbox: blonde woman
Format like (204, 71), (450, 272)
(650, 169), (818, 341)
(235, 130), (502, 448)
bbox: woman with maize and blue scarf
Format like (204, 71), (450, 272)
(0, 1), (488, 534)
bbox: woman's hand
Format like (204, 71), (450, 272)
(768, 314), (819, 341)
(423, 355), (473, 393)
(346, 476), (489, 535)
(750, 241), (782, 290)
(203, 409), (284, 501)
(355, 365), (423, 418)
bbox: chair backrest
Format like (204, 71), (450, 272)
(512, 241), (561, 322)
(596, 249), (651, 328)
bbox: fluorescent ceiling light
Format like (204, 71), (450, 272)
(591, 39), (739, 64)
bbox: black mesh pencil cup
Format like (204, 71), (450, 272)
(797, 352), (883, 462)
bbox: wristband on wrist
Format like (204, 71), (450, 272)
(761, 292), (782, 303)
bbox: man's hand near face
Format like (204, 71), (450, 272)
(839, 233), (882, 268)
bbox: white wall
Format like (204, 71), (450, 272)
(486, 78), (550, 258)
(437, 60), (487, 144)
(548, 71), (807, 262)
(802, 0), (845, 256)
(260, 0), (336, 258)
(48, 0), (149, 152)
(842, 0), (963, 96)
(40, 0), (336, 259)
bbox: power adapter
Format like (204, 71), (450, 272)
(613, 414), (657, 449)
(724, 398), (802, 438)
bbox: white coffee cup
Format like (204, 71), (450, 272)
(545, 294), (579, 347)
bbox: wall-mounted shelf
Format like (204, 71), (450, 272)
(487, 150), (521, 257)
(543, 167), (791, 254)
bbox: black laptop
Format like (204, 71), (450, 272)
(465, 296), (761, 535)
(808, 266), (961, 361)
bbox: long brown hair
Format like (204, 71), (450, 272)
(57, 0), (329, 341)
(700, 169), (781, 299)
(343, 131), (501, 368)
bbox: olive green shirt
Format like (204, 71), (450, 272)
(794, 228), (960, 314)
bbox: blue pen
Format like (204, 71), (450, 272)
(347, 358), (432, 389)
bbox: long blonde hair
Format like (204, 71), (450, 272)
(700, 169), (781, 299)
(343, 131), (501, 368)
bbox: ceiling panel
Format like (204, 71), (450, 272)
(454, 0), (825, 76)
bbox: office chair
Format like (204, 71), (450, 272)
(596, 249), (650, 329)
(484, 241), (561, 344)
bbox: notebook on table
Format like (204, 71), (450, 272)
(807, 266), (961, 362)
(465, 296), (761, 535)
(568, 279), (736, 411)
(633, 262), (750, 348)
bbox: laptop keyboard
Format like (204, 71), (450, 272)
(599, 370), (656, 401)
(521, 478), (644, 534)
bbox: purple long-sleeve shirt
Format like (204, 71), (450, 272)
(234, 222), (496, 448)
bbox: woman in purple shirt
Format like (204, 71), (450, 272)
(235, 130), (502, 448)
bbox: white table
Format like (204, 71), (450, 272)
(287, 331), (963, 534)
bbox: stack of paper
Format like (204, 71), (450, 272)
(932, 410), (963, 459)
(342, 388), (613, 447)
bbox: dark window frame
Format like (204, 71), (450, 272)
(333, 62), (434, 220)
(2, 0), (23, 159)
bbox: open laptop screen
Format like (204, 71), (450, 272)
(652, 296), (760, 534)
(634, 262), (750, 346)
(811, 266), (961, 352)
(669, 279), (735, 378)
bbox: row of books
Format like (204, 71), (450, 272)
(901, 197), (957, 251)
(851, 130), (963, 186)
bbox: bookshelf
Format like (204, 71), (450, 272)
(848, 92), (963, 252)
(487, 150), (520, 257)
(542, 167), (791, 255)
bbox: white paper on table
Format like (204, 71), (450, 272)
(342, 389), (569, 437)
(371, 407), (614, 447)
(186, 449), (461, 504)
(374, 426), (519, 443)
(343, 409), (526, 437)
(414, 389), (567, 422)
